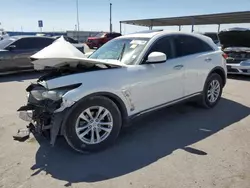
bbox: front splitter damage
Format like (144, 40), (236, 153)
(15, 96), (73, 145)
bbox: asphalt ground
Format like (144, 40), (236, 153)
(0, 74), (250, 188)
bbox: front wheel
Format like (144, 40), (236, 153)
(199, 73), (223, 108)
(64, 96), (122, 153)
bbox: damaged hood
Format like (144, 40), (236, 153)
(219, 27), (250, 48)
(31, 36), (127, 70)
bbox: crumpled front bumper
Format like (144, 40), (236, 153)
(17, 92), (75, 145)
(19, 110), (33, 122)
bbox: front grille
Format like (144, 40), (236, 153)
(241, 70), (250, 73)
(227, 68), (239, 73)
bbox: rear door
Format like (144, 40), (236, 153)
(173, 34), (217, 96)
(0, 37), (54, 71)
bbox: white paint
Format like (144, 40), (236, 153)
(34, 31), (226, 117)
(146, 52), (166, 63)
(31, 39), (127, 69)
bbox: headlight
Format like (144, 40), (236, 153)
(30, 83), (81, 101)
(42, 90), (68, 101)
(30, 89), (46, 101)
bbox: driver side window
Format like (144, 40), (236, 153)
(148, 37), (173, 59)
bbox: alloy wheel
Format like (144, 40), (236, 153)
(207, 80), (220, 103)
(75, 106), (113, 145)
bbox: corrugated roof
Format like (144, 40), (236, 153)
(120, 11), (250, 27)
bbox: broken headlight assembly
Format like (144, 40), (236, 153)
(29, 83), (82, 101)
(31, 88), (67, 101)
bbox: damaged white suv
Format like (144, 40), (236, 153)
(17, 30), (227, 153)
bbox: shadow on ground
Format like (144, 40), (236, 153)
(31, 98), (250, 186)
(228, 74), (250, 82)
(0, 71), (42, 83)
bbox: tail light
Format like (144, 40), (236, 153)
(222, 53), (228, 59)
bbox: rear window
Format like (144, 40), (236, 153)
(203, 33), (219, 43)
(95, 33), (105, 38)
(174, 35), (214, 57)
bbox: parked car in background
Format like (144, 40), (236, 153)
(86, 32), (121, 49)
(18, 30), (227, 153)
(0, 36), (54, 73)
(53, 35), (85, 53)
(201, 32), (221, 46)
(219, 27), (250, 75)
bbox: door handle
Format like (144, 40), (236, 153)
(205, 57), (212, 62)
(173, 65), (184, 70)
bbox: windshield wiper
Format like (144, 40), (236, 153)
(117, 43), (126, 61)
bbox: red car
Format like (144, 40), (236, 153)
(86, 32), (121, 49)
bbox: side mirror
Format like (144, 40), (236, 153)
(146, 52), (167, 64)
(6, 45), (16, 51)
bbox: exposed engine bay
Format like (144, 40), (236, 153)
(16, 62), (118, 144)
(219, 28), (250, 74)
(15, 37), (124, 144)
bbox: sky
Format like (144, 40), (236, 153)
(0, 0), (250, 34)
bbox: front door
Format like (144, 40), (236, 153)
(128, 36), (185, 114)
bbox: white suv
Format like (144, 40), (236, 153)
(18, 30), (227, 153)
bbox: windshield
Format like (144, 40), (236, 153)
(0, 38), (14, 49)
(94, 33), (105, 38)
(89, 37), (149, 65)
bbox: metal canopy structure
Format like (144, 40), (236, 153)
(120, 11), (250, 33)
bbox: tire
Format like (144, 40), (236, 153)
(199, 73), (223, 109)
(64, 96), (122, 153)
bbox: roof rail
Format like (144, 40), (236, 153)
(130, 29), (163, 34)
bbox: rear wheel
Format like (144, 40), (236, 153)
(199, 73), (223, 108)
(64, 96), (122, 153)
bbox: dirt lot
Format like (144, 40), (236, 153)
(0, 74), (250, 188)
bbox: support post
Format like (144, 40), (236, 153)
(191, 18), (195, 32)
(120, 21), (122, 34)
(149, 20), (153, 30)
(109, 3), (112, 32)
(76, 0), (80, 40)
(218, 24), (221, 33)
(179, 25), (181, 31)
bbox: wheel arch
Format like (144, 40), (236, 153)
(68, 91), (128, 122)
(207, 66), (226, 87)
(60, 92), (129, 136)
(94, 92), (129, 123)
